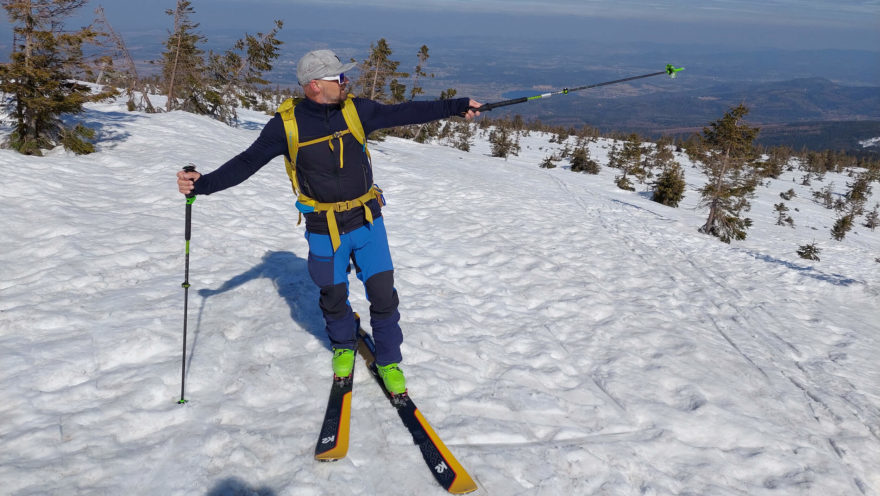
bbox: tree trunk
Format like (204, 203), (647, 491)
(22, 1), (36, 140)
(166, 3), (184, 111)
(369, 53), (380, 100)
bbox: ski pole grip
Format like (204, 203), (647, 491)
(469, 102), (500, 113)
(467, 97), (528, 114)
(182, 164), (197, 200)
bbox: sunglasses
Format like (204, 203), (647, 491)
(318, 73), (346, 84)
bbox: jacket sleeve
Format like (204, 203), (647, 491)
(192, 116), (289, 196)
(356, 97), (471, 135)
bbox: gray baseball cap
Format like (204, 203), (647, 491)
(297, 49), (357, 85)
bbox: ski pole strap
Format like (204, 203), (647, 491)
(296, 185), (386, 251)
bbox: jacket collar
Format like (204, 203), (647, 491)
(300, 96), (343, 113)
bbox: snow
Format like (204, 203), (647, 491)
(860, 137), (880, 149)
(1, 98), (879, 496)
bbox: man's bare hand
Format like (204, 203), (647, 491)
(177, 170), (201, 195)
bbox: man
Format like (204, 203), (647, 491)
(177, 49), (481, 394)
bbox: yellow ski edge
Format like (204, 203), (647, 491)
(413, 408), (478, 494)
(314, 390), (352, 461)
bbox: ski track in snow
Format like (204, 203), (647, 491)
(1, 101), (879, 496)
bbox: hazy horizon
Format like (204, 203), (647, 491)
(1, 0), (878, 52)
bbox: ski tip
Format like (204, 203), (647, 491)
(314, 453), (344, 462)
(314, 452), (345, 462)
(448, 478), (479, 494)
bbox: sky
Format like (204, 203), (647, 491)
(288, 0), (880, 27)
(32, 0), (878, 51)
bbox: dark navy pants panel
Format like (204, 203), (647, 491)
(363, 270), (398, 321)
(362, 270), (401, 365)
(319, 283), (357, 350)
(371, 310), (402, 366)
(305, 216), (403, 363)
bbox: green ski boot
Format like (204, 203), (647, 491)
(377, 363), (406, 395)
(332, 348), (355, 378)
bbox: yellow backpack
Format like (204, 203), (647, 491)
(276, 95), (384, 251)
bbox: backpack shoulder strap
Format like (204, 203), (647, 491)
(277, 97), (301, 194)
(341, 95), (367, 150)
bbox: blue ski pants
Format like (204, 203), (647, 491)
(305, 216), (402, 366)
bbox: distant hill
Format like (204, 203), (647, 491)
(748, 121), (880, 154)
(484, 78), (880, 153)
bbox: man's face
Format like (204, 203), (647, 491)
(314, 74), (348, 104)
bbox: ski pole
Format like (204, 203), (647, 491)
(469, 64), (684, 113)
(179, 164), (197, 404)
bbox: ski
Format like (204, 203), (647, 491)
(357, 327), (478, 494)
(314, 353), (354, 461)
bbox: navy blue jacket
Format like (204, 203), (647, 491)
(193, 96), (472, 234)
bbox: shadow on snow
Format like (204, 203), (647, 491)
(67, 107), (148, 148)
(206, 476), (276, 496)
(186, 250), (330, 375)
(744, 250), (862, 286)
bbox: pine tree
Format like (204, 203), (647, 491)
(696, 104), (760, 243)
(647, 137), (675, 171)
(93, 7), (154, 113)
(489, 126), (519, 159)
(204, 20), (283, 124)
(652, 163), (686, 207)
(540, 155), (557, 169)
(769, 145), (793, 171)
(831, 214), (854, 241)
(405, 48), (439, 141)
(413, 120), (440, 143)
(616, 175), (635, 191)
(616, 134), (647, 190)
(813, 183), (834, 209)
(827, 171), (875, 240)
(389, 78), (406, 103)
(683, 133), (705, 164)
(0, 0), (113, 155)
(774, 202), (794, 227)
(780, 188), (796, 201)
(797, 242), (821, 261)
(844, 172), (872, 217)
(409, 45), (432, 101)
(756, 154), (784, 179)
(607, 143), (621, 169)
(356, 38), (407, 103)
(439, 88), (457, 100)
(865, 204), (879, 231)
(161, 0), (206, 112)
(647, 137), (685, 207)
(452, 121), (474, 152)
(437, 121), (452, 141)
(570, 146), (599, 174)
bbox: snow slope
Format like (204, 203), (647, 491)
(1, 99), (878, 496)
